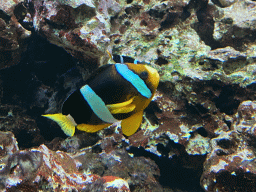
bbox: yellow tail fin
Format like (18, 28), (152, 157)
(42, 113), (76, 137)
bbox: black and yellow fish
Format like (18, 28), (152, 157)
(112, 54), (145, 64)
(42, 61), (159, 137)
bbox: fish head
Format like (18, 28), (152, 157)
(125, 63), (160, 96)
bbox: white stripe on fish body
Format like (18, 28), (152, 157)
(120, 55), (124, 64)
(115, 64), (152, 99)
(80, 85), (119, 124)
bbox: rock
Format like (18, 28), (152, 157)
(233, 100), (256, 139)
(59, 132), (100, 153)
(212, 0), (256, 50)
(0, 0), (32, 69)
(204, 46), (249, 75)
(74, 146), (162, 191)
(0, 144), (130, 191)
(201, 101), (256, 191)
(0, 131), (18, 158)
(211, 0), (237, 8)
(0, 35), (87, 141)
(0, 105), (44, 149)
(200, 131), (256, 191)
(0, 0), (256, 191)
(32, 0), (120, 66)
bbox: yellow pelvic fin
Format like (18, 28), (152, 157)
(42, 113), (76, 137)
(106, 97), (136, 114)
(77, 123), (112, 133)
(121, 110), (144, 136)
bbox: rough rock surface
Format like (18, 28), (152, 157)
(0, 0), (32, 69)
(0, 131), (18, 158)
(0, 105), (44, 149)
(0, 142), (130, 191)
(0, 0), (256, 191)
(74, 146), (162, 191)
(32, 0), (120, 66)
(201, 100), (256, 191)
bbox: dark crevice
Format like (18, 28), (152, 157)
(144, 101), (161, 125)
(0, 33), (79, 141)
(247, 136), (256, 149)
(190, 0), (221, 50)
(185, 101), (208, 117)
(0, 33), (77, 103)
(180, 6), (191, 21)
(160, 12), (180, 31)
(213, 85), (241, 115)
(155, 56), (168, 65)
(15, 129), (35, 149)
(197, 127), (208, 137)
(0, 10), (11, 23)
(194, 12), (220, 49)
(217, 138), (235, 149)
(148, 9), (166, 20)
(223, 118), (231, 129)
(125, 5), (142, 15)
(127, 141), (205, 191)
(92, 144), (103, 153)
(13, 3), (27, 21)
(45, 18), (68, 30)
(211, 0), (225, 7)
(216, 149), (228, 156)
(215, 170), (256, 191)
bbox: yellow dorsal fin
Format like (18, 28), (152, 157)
(121, 110), (144, 136)
(77, 123), (112, 133)
(106, 50), (115, 63)
(42, 113), (76, 136)
(106, 97), (136, 114)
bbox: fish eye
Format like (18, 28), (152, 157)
(139, 71), (148, 80)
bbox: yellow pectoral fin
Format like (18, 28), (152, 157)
(106, 96), (134, 110)
(106, 97), (136, 114)
(121, 110), (144, 136)
(42, 113), (76, 137)
(77, 123), (112, 133)
(108, 104), (136, 114)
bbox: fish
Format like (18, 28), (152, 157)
(112, 54), (143, 64)
(42, 62), (159, 137)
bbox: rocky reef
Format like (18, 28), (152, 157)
(0, 0), (256, 191)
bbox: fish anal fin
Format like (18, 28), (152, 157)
(77, 123), (112, 133)
(42, 113), (76, 137)
(121, 110), (144, 136)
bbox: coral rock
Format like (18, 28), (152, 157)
(201, 130), (256, 191)
(0, 131), (18, 158)
(32, 0), (116, 65)
(212, 0), (256, 50)
(0, 144), (130, 191)
(0, 0), (32, 69)
(74, 144), (162, 191)
(233, 100), (256, 136)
